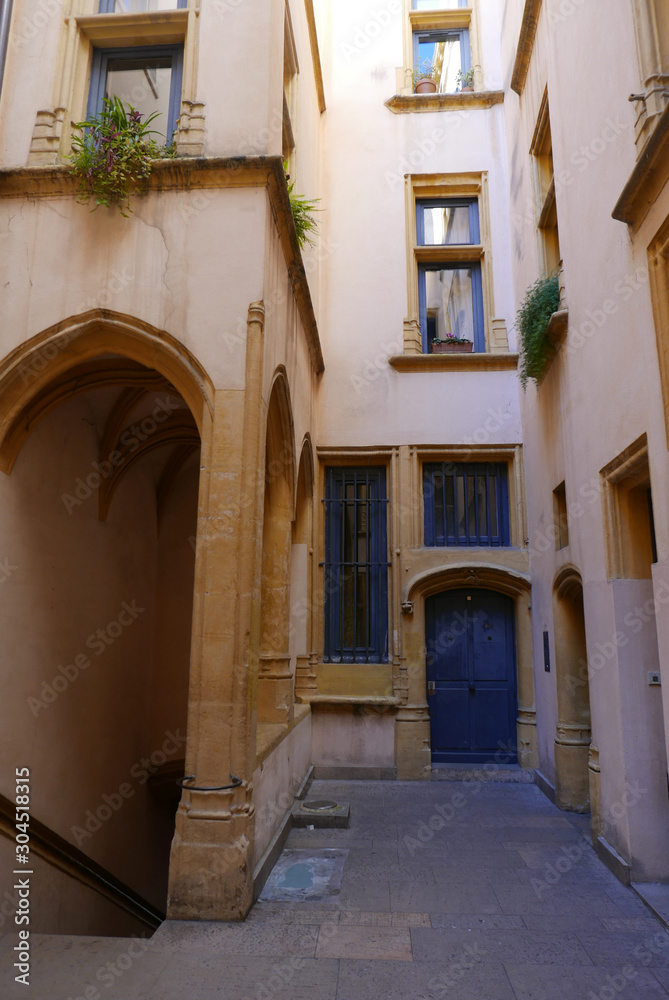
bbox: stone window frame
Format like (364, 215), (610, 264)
(397, 0), (482, 97)
(397, 172), (510, 360)
(530, 89), (562, 280)
(315, 448), (398, 679)
(28, 0), (202, 165)
(414, 446), (525, 551)
(600, 434), (657, 581)
(648, 213), (669, 444)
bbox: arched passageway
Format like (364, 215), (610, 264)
(0, 313), (211, 934)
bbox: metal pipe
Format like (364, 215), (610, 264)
(0, 0), (15, 101)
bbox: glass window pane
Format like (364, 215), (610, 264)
(422, 204), (471, 245)
(489, 477), (498, 537)
(445, 473), (455, 537)
(477, 474), (487, 536)
(356, 568), (368, 647)
(424, 267), (474, 345)
(112, 0), (180, 10)
(467, 475), (476, 537)
(105, 57), (172, 139)
(416, 35), (462, 94)
(456, 474), (466, 536)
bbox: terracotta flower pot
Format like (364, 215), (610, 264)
(460, 85), (474, 92)
(415, 78), (437, 94)
(431, 341), (474, 354)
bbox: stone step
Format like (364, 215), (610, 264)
(430, 764), (536, 783)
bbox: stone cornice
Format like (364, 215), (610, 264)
(612, 103), (669, 229)
(388, 353), (519, 372)
(511, 0), (543, 97)
(386, 90), (504, 114)
(304, 0), (326, 114)
(0, 155), (324, 375)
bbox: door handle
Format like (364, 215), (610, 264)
(427, 681), (436, 695)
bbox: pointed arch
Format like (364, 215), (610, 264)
(0, 310), (214, 473)
(265, 367), (296, 507)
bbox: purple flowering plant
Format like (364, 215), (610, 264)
(70, 96), (175, 216)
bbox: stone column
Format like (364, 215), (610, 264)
(167, 302), (266, 922)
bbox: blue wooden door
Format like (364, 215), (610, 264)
(426, 589), (517, 763)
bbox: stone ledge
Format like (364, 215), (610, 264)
(385, 90), (504, 114)
(612, 102), (669, 229)
(256, 702), (311, 768)
(546, 308), (569, 347)
(298, 694), (401, 707)
(388, 353), (519, 372)
(511, 0), (543, 96)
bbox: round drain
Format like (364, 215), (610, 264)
(302, 799), (338, 812)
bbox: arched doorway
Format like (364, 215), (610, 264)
(426, 588), (517, 763)
(0, 312), (211, 934)
(553, 566), (591, 812)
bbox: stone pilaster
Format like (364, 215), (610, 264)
(167, 302), (266, 921)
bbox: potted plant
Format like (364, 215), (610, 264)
(431, 334), (474, 354)
(70, 96), (175, 216)
(412, 60), (441, 94)
(517, 273), (560, 387)
(456, 68), (475, 92)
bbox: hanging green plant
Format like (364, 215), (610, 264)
(70, 97), (175, 217)
(517, 273), (561, 388)
(284, 163), (320, 249)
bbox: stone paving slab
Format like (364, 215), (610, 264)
(2, 779), (669, 1000)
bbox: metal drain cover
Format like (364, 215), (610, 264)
(303, 799), (338, 812)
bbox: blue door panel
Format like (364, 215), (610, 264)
(433, 689), (470, 750)
(473, 689), (513, 751)
(426, 589), (517, 763)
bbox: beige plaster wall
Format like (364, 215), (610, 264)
(501, 0), (669, 875)
(0, 836), (148, 938)
(313, 0), (521, 449)
(0, 396), (165, 909)
(0, 188), (267, 392)
(311, 706), (395, 768)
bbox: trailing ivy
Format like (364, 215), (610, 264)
(284, 164), (320, 249)
(70, 97), (175, 217)
(517, 273), (561, 388)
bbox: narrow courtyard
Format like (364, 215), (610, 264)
(3, 778), (668, 1000)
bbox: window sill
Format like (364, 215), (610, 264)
(546, 308), (568, 347)
(296, 694), (401, 707)
(385, 90), (504, 115)
(389, 353), (518, 372)
(612, 103), (669, 229)
(76, 9), (190, 46)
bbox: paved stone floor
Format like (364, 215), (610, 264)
(2, 779), (669, 999)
